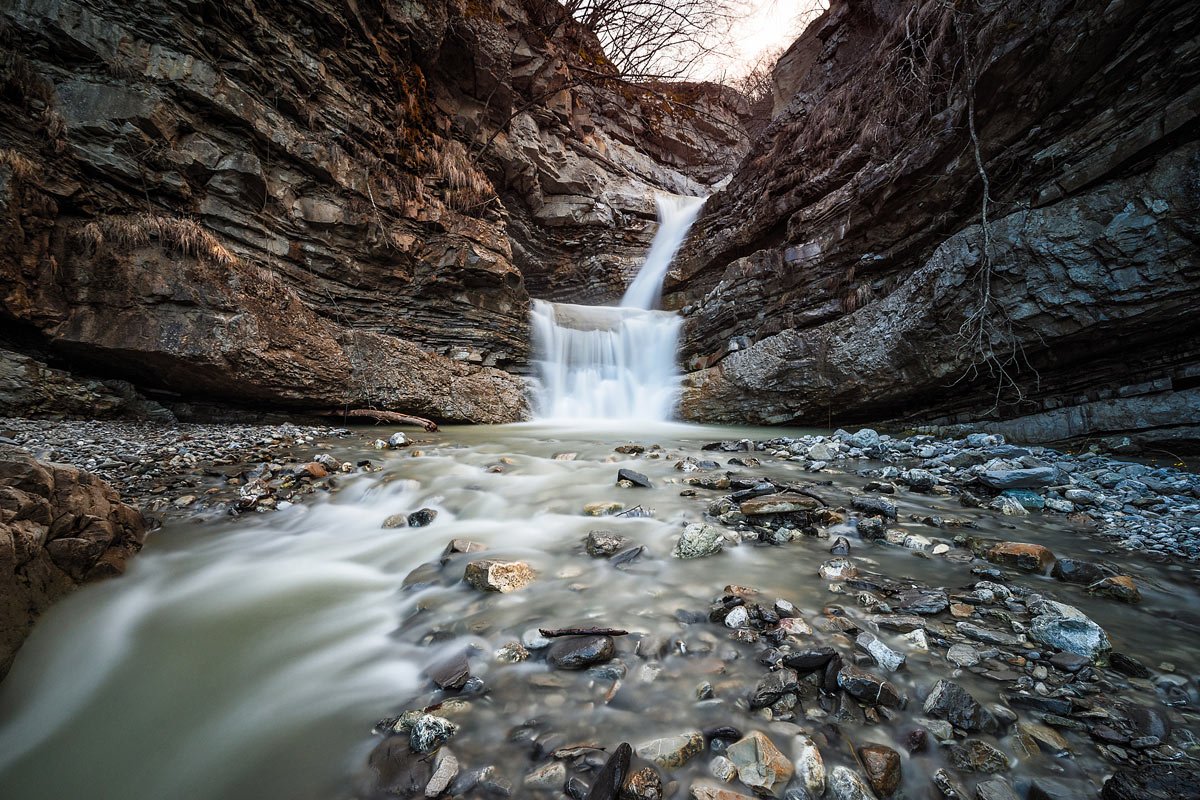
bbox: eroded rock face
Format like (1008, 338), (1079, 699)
(670, 0), (1200, 438)
(0, 0), (746, 422)
(0, 445), (146, 678)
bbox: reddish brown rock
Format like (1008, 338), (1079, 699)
(1087, 575), (1142, 603)
(987, 542), (1056, 573)
(859, 744), (902, 796)
(0, 446), (146, 678)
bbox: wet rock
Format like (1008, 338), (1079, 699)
(791, 731), (825, 795)
(892, 589), (949, 615)
(975, 777), (1021, 800)
(1101, 763), (1200, 800)
(851, 496), (897, 519)
(726, 731), (793, 797)
(617, 468), (652, 488)
(850, 429), (880, 449)
(1051, 557), (1111, 585)
(674, 523), (724, 559)
(988, 495), (1028, 516)
(956, 622), (1022, 647)
(587, 530), (632, 557)
(932, 768), (968, 798)
(402, 562), (441, 590)
(622, 767), (663, 800)
(1086, 575), (1141, 602)
(740, 494), (821, 514)
(828, 765), (879, 800)
(410, 714), (458, 753)
(427, 651), (470, 690)
(408, 508), (438, 527)
(922, 680), (997, 733)
(819, 558), (858, 580)
(365, 735), (434, 797)
(1049, 651), (1089, 672)
(749, 668), (800, 709)
(382, 513), (408, 529)
(986, 542), (1055, 572)
(950, 739), (1008, 773)
(585, 502), (625, 516)
(440, 539), (487, 563)
(947, 644), (980, 667)
(524, 761), (567, 790)
(494, 641), (529, 663)
(426, 748), (459, 796)
(837, 664), (902, 707)
(1109, 652), (1150, 678)
(635, 731), (705, 769)
(857, 517), (886, 540)
(464, 559), (535, 593)
(709, 754), (737, 782)
(858, 744), (901, 796)
(978, 468), (1058, 489)
(689, 786), (757, 800)
(1028, 598), (1111, 660)
(856, 632), (906, 671)
(874, 615), (925, 632)
(830, 536), (851, 555)
(585, 743), (632, 800)
(783, 647), (838, 674)
(547, 635), (615, 669)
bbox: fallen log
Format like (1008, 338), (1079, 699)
(309, 408), (439, 431)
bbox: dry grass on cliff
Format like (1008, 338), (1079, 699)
(78, 214), (239, 268)
(0, 149), (38, 181)
(420, 138), (496, 212)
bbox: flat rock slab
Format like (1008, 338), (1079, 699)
(739, 493), (820, 514)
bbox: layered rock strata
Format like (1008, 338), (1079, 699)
(670, 0), (1200, 442)
(0, 0), (745, 422)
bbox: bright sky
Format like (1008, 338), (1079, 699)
(703, 0), (829, 80)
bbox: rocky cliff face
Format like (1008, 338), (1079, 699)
(0, 0), (745, 423)
(0, 445), (145, 678)
(670, 0), (1200, 443)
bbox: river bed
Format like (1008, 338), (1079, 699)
(1, 421), (1197, 800)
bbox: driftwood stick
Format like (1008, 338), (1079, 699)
(309, 408), (439, 431)
(539, 627), (629, 638)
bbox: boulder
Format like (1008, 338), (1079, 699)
(1028, 598), (1111, 660)
(0, 446), (146, 679)
(922, 679), (998, 733)
(987, 542), (1055, 572)
(674, 523), (724, 559)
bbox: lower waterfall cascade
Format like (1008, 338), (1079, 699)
(529, 193), (706, 422)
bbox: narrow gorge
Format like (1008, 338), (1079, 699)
(1, 1), (1199, 799)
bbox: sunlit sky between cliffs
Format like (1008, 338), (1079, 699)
(705, 0), (829, 80)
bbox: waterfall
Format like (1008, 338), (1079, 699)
(530, 193), (705, 422)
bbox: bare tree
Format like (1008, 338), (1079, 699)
(562, 0), (742, 80)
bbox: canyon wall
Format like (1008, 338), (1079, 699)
(0, 0), (745, 423)
(669, 0), (1200, 445)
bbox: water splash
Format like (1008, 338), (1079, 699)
(530, 193), (705, 422)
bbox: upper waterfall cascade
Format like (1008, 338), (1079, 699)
(530, 193), (706, 422)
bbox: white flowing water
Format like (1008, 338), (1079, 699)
(529, 193), (705, 422)
(1, 423), (1195, 800)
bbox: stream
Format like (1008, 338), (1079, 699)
(1, 421), (1197, 799)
